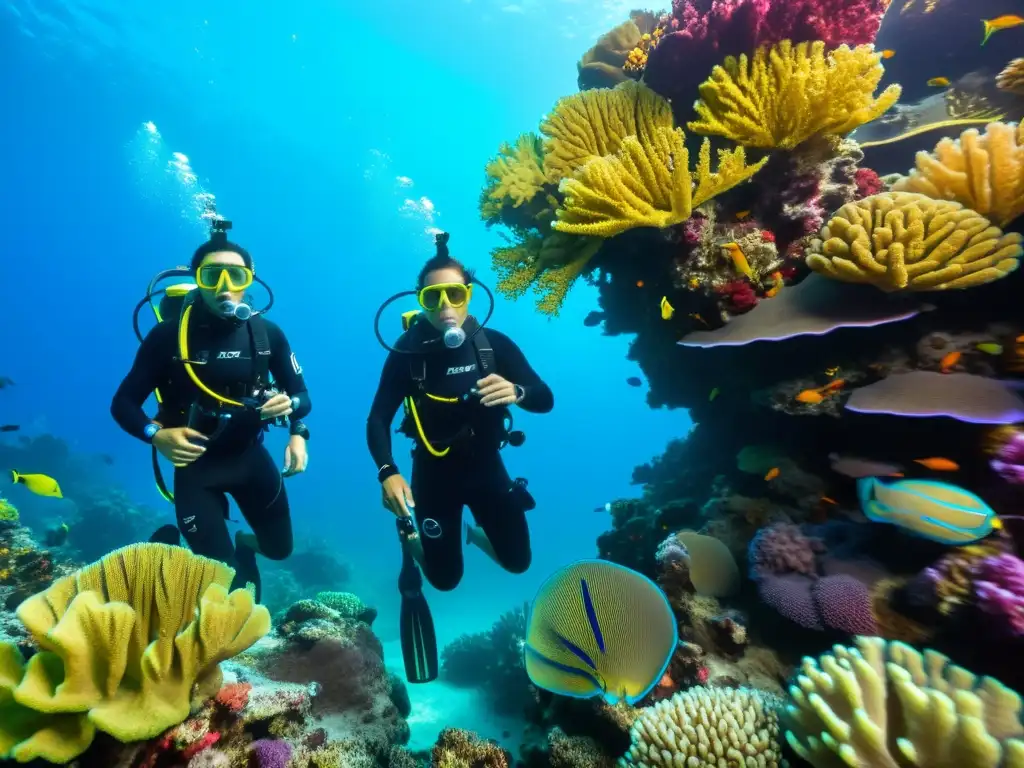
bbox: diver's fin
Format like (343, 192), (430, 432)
(464, 521), (472, 547)
(398, 538), (438, 684)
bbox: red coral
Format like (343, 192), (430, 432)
(717, 280), (758, 313)
(760, 230), (775, 243)
(215, 682), (252, 713)
(854, 167), (883, 199)
(181, 732), (220, 760)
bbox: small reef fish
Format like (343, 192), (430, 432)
(829, 453), (904, 479)
(688, 313), (709, 327)
(583, 311), (605, 328)
(820, 496), (838, 505)
(10, 471), (63, 499)
(709, 387), (720, 402)
(795, 379), (846, 404)
(765, 271), (784, 298)
(635, 280), (645, 288)
(914, 457), (960, 471)
(660, 296), (675, 320)
(881, 49), (896, 59)
(940, 350), (961, 373)
(765, 467), (780, 481)
(722, 242), (753, 279)
(857, 477), (1001, 544)
(0, 425), (19, 433)
(524, 559), (678, 706)
(977, 343), (1003, 355)
(626, 377), (642, 387)
(824, 366), (840, 377)
(735, 210), (751, 220)
(927, 77), (951, 87)
(981, 15), (1024, 45)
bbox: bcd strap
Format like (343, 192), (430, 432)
(408, 327), (495, 386)
(248, 315), (271, 388)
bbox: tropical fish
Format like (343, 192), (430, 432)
(981, 15), (1024, 45)
(881, 49), (896, 59)
(977, 343), (1003, 355)
(765, 467), (780, 481)
(583, 311), (605, 328)
(660, 296), (675, 320)
(821, 379), (846, 393)
(796, 389), (826, 404)
(10, 471), (62, 499)
(722, 242), (753, 279)
(857, 477), (1000, 544)
(688, 276), (701, 289)
(829, 453), (904, 479)
(765, 271), (784, 298)
(914, 457), (959, 471)
(0, 425), (19, 433)
(735, 210), (751, 220)
(940, 350), (961, 372)
(524, 559), (678, 706)
(709, 387), (720, 402)
(820, 496), (838, 505)
(688, 313), (709, 327)
(927, 77), (951, 87)
(635, 280), (645, 288)
(626, 377), (642, 387)
(824, 366), (839, 377)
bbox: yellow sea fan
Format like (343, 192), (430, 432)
(687, 40), (902, 150)
(540, 79), (673, 184)
(482, 133), (546, 211)
(491, 230), (602, 317)
(553, 125), (767, 238)
(805, 191), (1023, 291)
(892, 121), (1024, 226)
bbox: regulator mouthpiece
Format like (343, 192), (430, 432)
(443, 325), (466, 349)
(219, 299), (252, 321)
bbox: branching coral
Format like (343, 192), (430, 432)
(972, 554), (1024, 636)
(621, 686), (786, 767)
(805, 191), (1023, 291)
(996, 59), (1024, 97)
(687, 40), (901, 150)
(784, 635), (1024, 767)
(892, 122), (1024, 226)
(554, 126), (766, 237)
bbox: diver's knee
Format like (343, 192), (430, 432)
(424, 565), (463, 592)
(500, 548), (531, 575)
(259, 540), (292, 561)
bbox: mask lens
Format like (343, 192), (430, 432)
(445, 285), (468, 307)
(419, 286), (443, 310)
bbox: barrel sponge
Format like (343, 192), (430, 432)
(783, 635), (1024, 768)
(805, 191), (1022, 291)
(620, 686), (786, 767)
(0, 543), (271, 763)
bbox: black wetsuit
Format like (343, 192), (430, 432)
(111, 300), (311, 596)
(367, 319), (553, 591)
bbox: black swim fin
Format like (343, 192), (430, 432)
(397, 519), (438, 684)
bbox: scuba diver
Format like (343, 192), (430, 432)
(110, 216), (311, 601)
(368, 232), (553, 589)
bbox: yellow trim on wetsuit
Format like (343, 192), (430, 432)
(178, 302), (246, 408)
(400, 309), (461, 458)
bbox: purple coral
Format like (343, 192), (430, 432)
(972, 554), (1024, 635)
(812, 574), (878, 634)
(759, 573), (823, 630)
(251, 739), (292, 768)
(748, 522), (824, 580)
(991, 429), (1024, 484)
(656, 532), (689, 567)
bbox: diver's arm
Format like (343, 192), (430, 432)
(367, 352), (409, 481)
(265, 321), (312, 421)
(110, 323), (174, 441)
(490, 330), (554, 413)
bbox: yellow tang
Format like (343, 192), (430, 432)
(857, 477), (998, 544)
(10, 470), (63, 499)
(523, 559), (677, 706)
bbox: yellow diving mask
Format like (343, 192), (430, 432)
(418, 282), (472, 311)
(196, 264), (254, 292)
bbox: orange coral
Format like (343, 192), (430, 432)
(215, 682), (252, 713)
(624, 26), (666, 75)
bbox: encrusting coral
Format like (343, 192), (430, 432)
(892, 122), (1024, 227)
(805, 191), (1023, 291)
(687, 40), (901, 150)
(0, 543), (270, 764)
(783, 635), (1024, 768)
(621, 686), (786, 767)
(553, 126), (766, 238)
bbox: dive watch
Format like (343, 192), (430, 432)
(143, 423), (161, 443)
(290, 421), (310, 440)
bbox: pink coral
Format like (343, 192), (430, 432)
(645, 0), (888, 123)
(251, 739), (293, 768)
(717, 280), (758, 313)
(854, 168), (883, 199)
(990, 429), (1024, 484)
(748, 522), (824, 579)
(972, 554), (1024, 635)
(214, 682), (252, 713)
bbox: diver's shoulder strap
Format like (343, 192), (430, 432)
(248, 315), (271, 386)
(472, 328), (495, 376)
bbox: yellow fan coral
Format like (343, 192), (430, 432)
(553, 126), (767, 238)
(482, 133), (546, 212)
(687, 40), (902, 149)
(806, 191), (1022, 291)
(996, 59), (1024, 96)
(491, 230), (602, 316)
(892, 122), (1024, 226)
(784, 635), (1024, 768)
(622, 686), (786, 767)
(0, 543), (270, 763)
(540, 79), (673, 184)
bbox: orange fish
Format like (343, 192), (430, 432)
(765, 467), (780, 481)
(796, 389), (826, 404)
(820, 496), (838, 505)
(914, 457), (960, 471)
(982, 15), (1024, 45)
(940, 351), (961, 373)
(927, 76), (950, 87)
(821, 378), (846, 392)
(1016, 334), (1024, 343)
(636, 280), (645, 288)
(881, 49), (896, 59)
(735, 210), (751, 220)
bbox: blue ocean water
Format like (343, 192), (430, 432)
(0, 0), (690, 747)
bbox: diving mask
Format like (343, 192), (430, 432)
(418, 282), (471, 311)
(196, 264), (254, 293)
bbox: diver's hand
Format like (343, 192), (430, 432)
(282, 434), (308, 477)
(260, 393), (294, 420)
(152, 427), (208, 467)
(475, 374), (519, 407)
(382, 474), (415, 518)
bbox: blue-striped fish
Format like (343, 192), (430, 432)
(523, 559), (677, 706)
(857, 477), (1001, 544)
